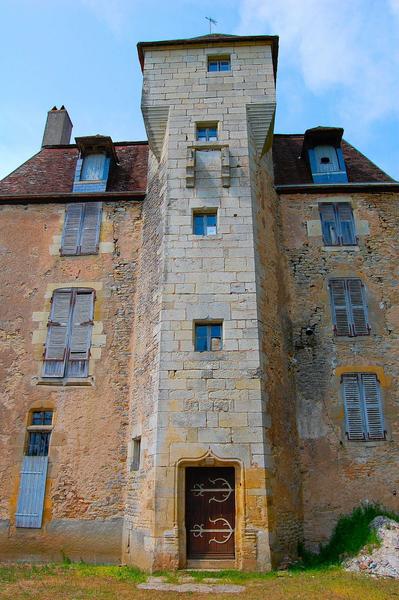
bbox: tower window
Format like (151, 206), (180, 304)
(196, 125), (218, 142)
(342, 373), (385, 440)
(195, 322), (222, 352)
(208, 56), (231, 72)
(131, 437), (141, 471)
(193, 211), (217, 236)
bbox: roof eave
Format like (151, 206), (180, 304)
(275, 182), (399, 194)
(0, 190), (146, 204)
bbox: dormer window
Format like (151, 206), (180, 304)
(302, 127), (348, 184)
(80, 153), (106, 181)
(72, 135), (118, 193)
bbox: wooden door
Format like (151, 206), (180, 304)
(186, 467), (235, 559)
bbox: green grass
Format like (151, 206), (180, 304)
(297, 503), (399, 568)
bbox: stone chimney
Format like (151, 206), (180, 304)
(41, 105), (73, 147)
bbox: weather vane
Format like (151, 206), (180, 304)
(205, 16), (217, 34)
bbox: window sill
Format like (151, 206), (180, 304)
(32, 376), (94, 387)
(206, 71), (232, 77)
(344, 439), (387, 447)
(322, 245), (359, 252)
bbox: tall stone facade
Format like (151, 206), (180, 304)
(0, 33), (398, 570)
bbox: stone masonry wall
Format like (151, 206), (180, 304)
(0, 200), (142, 563)
(280, 191), (399, 550)
(135, 40), (278, 570)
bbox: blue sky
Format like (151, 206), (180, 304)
(1, 0), (399, 180)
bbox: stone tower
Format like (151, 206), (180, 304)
(123, 33), (301, 571)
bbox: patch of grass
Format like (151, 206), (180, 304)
(62, 562), (146, 583)
(186, 568), (277, 583)
(297, 503), (399, 568)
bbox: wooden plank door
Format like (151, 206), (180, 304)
(186, 467), (235, 559)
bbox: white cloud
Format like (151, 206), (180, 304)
(80, 0), (133, 36)
(236, 0), (399, 130)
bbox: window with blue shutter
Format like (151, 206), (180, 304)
(42, 289), (94, 379)
(80, 154), (106, 181)
(16, 411), (53, 528)
(308, 145), (348, 183)
(195, 322), (222, 352)
(319, 203), (356, 246)
(196, 125), (218, 142)
(193, 212), (217, 236)
(61, 202), (102, 255)
(329, 278), (369, 337)
(342, 373), (385, 440)
(208, 56), (231, 72)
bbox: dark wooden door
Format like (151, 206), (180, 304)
(186, 467), (235, 559)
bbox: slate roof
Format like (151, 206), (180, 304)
(0, 142), (148, 198)
(273, 135), (394, 185)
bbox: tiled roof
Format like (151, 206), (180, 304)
(0, 142), (148, 197)
(273, 135), (394, 185)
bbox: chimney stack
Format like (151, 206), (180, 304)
(41, 105), (73, 147)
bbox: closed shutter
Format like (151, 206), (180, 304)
(362, 374), (385, 439)
(80, 203), (102, 254)
(61, 204), (84, 255)
(347, 279), (369, 335)
(329, 280), (351, 336)
(319, 203), (338, 245)
(16, 456), (48, 528)
(68, 291), (94, 377)
(343, 374), (365, 440)
(81, 154), (105, 181)
(337, 203), (356, 245)
(314, 145), (339, 173)
(43, 291), (72, 377)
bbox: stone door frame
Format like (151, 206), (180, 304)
(174, 449), (245, 569)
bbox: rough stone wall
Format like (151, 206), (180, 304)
(0, 200), (142, 562)
(280, 191), (399, 550)
(133, 40), (278, 571)
(252, 154), (303, 565)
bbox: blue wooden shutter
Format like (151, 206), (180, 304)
(337, 203), (356, 245)
(61, 203), (84, 255)
(42, 291), (72, 377)
(343, 374), (365, 440)
(80, 154), (105, 181)
(314, 145), (339, 173)
(347, 279), (369, 336)
(16, 456), (48, 528)
(68, 291), (94, 377)
(319, 203), (338, 245)
(329, 279), (351, 336)
(80, 203), (102, 254)
(362, 374), (385, 439)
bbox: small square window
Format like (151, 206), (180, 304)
(193, 212), (217, 236)
(196, 125), (218, 142)
(31, 411), (53, 426)
(131, 437), (141, 471)
(195, 323), (222, 352)
(208, 57), (231, 72)
(27, 432), (51, 456)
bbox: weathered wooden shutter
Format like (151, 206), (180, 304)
(80, 203), (102, 254)
(319, 203), (338, 245)
(16, 456), (48, 528)
(42, 291), (72, 377)
(81, 154), (105, 180)
(343, 374), (365, 440)
(68, 291), (94, 377)
(61, 204), (84, 255)
(314, 145), (339, 173)
(362, 374), (385, 439)
(347, 279), (369, 335)
(329, 280), (351, 336)
(337, 203), (356, 245)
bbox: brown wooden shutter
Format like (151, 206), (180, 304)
(43, 290), (72, 377)
(347, 279), (369, 335)
(68, 291), (94, 377)
(343, 374), (365, 440)
(362, 374), (385, 439)
(61, 204), (84, 255)
(80, 203), (102, 254)
(329, 279), (351, 336)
